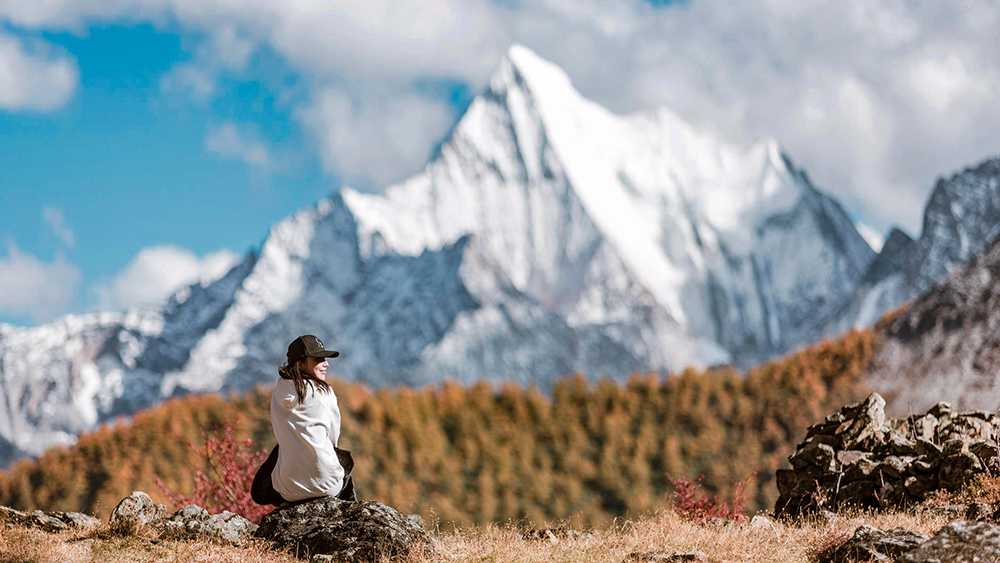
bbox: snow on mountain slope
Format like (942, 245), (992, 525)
(0, 45), (874, 467)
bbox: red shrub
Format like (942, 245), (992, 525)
(667, 471), (757, 523)
(155, 420), (271, 524)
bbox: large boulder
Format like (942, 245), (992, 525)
(817, 525), (928, 563)
(902, 521), (1000, 562)
(836, 394), (887, 450)
(109, 491), (168, 530)
(255, 497), (432, 561)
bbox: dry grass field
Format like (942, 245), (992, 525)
(0, 508), (954, 563)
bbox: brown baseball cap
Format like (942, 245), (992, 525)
(287, 335), (340, 363)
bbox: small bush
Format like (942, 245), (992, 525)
(667, 471), (757, 523)
(155, 420), (271, 524)
(806, 528), (852, 563)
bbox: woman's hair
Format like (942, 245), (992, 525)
(278, 358), (332, 404)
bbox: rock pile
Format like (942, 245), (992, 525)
(775, 393), (998, 515)
(109, 491), (258, 544)
(0, 490), (257, 545)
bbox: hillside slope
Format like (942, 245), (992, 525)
(0, 329), (876, 524)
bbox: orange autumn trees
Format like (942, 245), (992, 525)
(0, 329), (877, 526)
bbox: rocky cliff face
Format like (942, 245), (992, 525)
(0, 45), (877, 467)
(838, 157), (1000, 331)
(866, 232), (1000, 414)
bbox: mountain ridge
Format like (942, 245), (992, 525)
(4, 44), (987, 470)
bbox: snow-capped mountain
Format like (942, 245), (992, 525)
(0, 45), (875, 467)
(836, 157), (1000, 330)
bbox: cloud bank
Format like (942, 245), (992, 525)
(3, 0), (1000, 234)
(0, 32), (77, 111)
(95, 245), (240, 311)
(0, 242), (81, 323)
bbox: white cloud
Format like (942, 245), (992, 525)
(205, 122), (274, 172)
(42, 207), (75, 248)
(0, 241), (81, 323)
(5, 0), (1000, 232)
(300, 88), (455, 188)
(161, 24), (255, 101)
(0, 32), (77, 111)
(96, 245), (240, 311)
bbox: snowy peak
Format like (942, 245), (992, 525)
(1, 45), (882, 468)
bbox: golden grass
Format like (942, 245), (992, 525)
(0, 508), (956, 563)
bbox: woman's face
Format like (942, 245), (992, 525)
(303, 356), (328, 381)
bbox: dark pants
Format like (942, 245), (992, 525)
(251, 444), (357, 506)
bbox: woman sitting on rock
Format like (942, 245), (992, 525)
(252, 335), (356, 506)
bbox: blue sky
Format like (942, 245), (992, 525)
(1, 26), (332, 323)
(2, 1), (999, 326)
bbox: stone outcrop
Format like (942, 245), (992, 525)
(816, 525), (928, 563)
(0, 505), (100, 532)
(255, 497), (432, 561)
(775, 393), (998, 515)
(109, 491), (169, 529)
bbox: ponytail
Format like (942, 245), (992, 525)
(278, 359), (332, 404)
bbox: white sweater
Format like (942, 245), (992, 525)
(270, 377), (345, 502)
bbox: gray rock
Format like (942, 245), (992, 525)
(970, 441), (999, 467)
(903, 520), (1000, 562)
(913, 414), (939, 442)
(49, 511), (101, 529)
(844, 457), (878, 481)
(927, 402), (952, 419)
(939, 452), (984, 491)
(905, 474), (938, 499)
(790, 442), (837, 472)
(915, 438), (943, 462)
(255, 497), (432, 562)
(929, 504), (972, 519)
(875, 455), (912, 479)
(109, 491), (158, 529)
(818, 525), (928, 563)
(748, 514), (776, 531)
(942, 438), (968, 456)
(909, 457), (936, 474)
(0, 505), (99, 533)
(807, 419), (844, 439)
(156, 504), (257, 544)
(945, 416), (994, 442)
(886, 432), (919, 456)
(26, 510), (69, 532)
(836, 394), (886, 450)
(837, 450), (872, 467)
